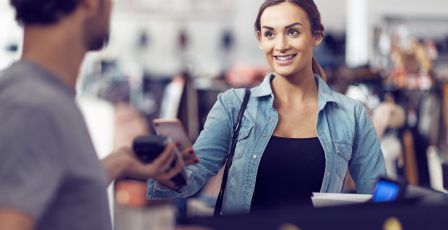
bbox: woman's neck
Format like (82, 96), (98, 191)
(271, 70), (318, 106)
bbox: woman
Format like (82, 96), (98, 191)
(148, 0), (386, 214)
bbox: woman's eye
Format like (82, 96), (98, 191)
(264, 31), (274, 39)
(288, 29), (300, 36)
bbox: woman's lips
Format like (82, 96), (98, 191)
(274, 54), (297, 65)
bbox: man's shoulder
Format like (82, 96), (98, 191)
(0, 62), (72, 113)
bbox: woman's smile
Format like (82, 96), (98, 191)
(274, 54), (297, 65)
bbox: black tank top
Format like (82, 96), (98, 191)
(250, 136), (325, 212)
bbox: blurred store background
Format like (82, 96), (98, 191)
(2, 0), (448, 229)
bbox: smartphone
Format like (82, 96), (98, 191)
(153, 118), (194, 154)
(132, 135), (187, 187)
(153, 118), (199, 164)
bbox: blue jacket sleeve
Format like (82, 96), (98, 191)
(147, 89), (238, 200)
(349, 104), (387, 194)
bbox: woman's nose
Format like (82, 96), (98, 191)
(274, 35), (289, 52)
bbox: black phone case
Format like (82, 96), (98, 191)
(133, 135), (167, 163)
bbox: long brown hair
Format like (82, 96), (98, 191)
(254, 0), (327, 81)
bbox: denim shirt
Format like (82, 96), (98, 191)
(147, 74), (386, 214)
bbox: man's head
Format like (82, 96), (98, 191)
(10, 0), (112, 51)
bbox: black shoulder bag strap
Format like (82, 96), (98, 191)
(214, 88), (251, 216)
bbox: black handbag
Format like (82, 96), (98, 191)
(214, 88), (251, 216)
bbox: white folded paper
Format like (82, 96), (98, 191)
(311, 193), (372, 207)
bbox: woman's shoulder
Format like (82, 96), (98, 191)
(218, 87), (252, 107)
(332, 90), (363, 107)
(327, 89), (368, 118)
(316, 76), (364, 114)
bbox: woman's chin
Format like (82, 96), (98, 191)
(273, 68), (296, 77)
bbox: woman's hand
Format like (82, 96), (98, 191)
(180, 146), (199, 165)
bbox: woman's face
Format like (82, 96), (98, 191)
(257, 2), (321, 78)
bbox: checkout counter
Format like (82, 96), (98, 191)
(180, 183), (448, 230)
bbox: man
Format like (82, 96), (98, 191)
(0, 0), (188, 229)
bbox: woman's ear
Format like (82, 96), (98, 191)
(314, 33), (323, 47)
(256, 31), (263, 50)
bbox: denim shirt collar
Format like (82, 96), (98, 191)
(251, 73), (338, 111)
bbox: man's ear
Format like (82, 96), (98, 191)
(79, 0), (100, 15)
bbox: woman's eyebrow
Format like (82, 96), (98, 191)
(285, 22), (303, 29)
(262, 22), (303, 30)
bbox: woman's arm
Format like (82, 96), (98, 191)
(349, 104), (387, 194)
(148, 89), (239, 199)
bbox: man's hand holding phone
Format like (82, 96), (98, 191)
(114, 144), (184, 190)
(151, 144), (198, 191)
(131, 130), (198, 191)
(102, 143), (187, 191)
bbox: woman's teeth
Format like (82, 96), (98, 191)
(275, 55), (295, 61)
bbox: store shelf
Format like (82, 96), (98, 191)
(112, 0), (235, 20)
(113, 8), (234, 21)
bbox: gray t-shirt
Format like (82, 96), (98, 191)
(0, 60), (111, 230)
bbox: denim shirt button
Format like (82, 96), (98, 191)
(252, 155), (257, 159)
(325, 172), (330, 176)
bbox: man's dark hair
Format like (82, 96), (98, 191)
(10, 0), (80, 25)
